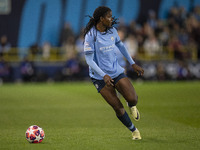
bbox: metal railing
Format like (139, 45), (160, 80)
(1, 46), (198, 62)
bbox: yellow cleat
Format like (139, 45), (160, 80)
(132, 128), (142, 140)
(129, 106), (140, 121)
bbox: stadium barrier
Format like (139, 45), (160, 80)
(1, 46), (198, 62)
(0, 46), (199, 82)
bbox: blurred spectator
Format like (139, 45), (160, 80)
(189, 17), (200, 59)
(193, 5), (200, 21)
(62, 36), (77, 60)
(143, 34), (161, 58)
(186, 37), (198, 60)
(178, 28), (189, 46)
(136, 34), (144, 54)
(168, 35), (185, 60)
(75, 28), (88, 79)
(158, 26), (170, 46)
(117, 17), (127, 35)
(178, 6), (188, 27)
(124, 34), (138, 59)
(143, 22), (154, 38)
(177, 61), (191, 80)
(20, 57), (35, 82)
(0, 35), (11, 57)
(127, 20), (137, 35)
(60, 22), (75, 46)
(42, 42), (51, 60)
(0, 57), (12, 82)
(61, 27), (82, 80)
(75, 29), (85, 61)
(62, 55), (80, 81)
(155, 20), (164, 37)
(147, 10), (157, 29)
(167, 7), (181, 28)
(156, 62), (166, 81)
(29, 43), (40, 60)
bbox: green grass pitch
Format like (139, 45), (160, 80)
(0, 81), (200, 150)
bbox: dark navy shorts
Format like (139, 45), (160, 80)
(91, 73), (127, 93)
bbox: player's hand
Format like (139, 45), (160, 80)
(132, 64), (144, 76)
(103, 74), (114, 87)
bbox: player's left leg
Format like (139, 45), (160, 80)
(115, 77), (140, 121)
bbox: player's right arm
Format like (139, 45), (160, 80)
(84, 33), (106, 78)
(84, 33), (114, 86)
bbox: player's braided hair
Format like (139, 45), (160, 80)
(83, 6), (118, 39)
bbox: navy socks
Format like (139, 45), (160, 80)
(117, 111), (136, 132)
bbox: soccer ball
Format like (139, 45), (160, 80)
(25, 125), (45, 143)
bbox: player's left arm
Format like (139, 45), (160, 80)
(116, 41), (144, 76)
(113, 27), (144, 76)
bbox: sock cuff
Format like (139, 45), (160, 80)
(128, 103), (135, 108)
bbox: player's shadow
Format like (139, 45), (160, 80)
(140, 137), (187, 144)
(140, 138), (167, 143)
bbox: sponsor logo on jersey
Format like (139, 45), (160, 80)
(99, 44), (115, 52)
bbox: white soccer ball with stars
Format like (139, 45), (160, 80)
(25, 125), (45, 143)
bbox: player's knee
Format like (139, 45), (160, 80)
(128, 95), (138, 106)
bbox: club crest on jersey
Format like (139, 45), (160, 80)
(111, 36), (114, 41)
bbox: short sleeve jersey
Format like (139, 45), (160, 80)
(84, 27), (124, 80)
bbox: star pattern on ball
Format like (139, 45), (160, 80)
(26, 125), (45, 143)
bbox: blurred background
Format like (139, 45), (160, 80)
(0, 0), (200, 83)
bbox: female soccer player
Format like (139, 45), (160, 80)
(83, 6), (144, 140)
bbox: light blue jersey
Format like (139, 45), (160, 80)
(84, 27), (124, 79)
(84, 27), (135, 80)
